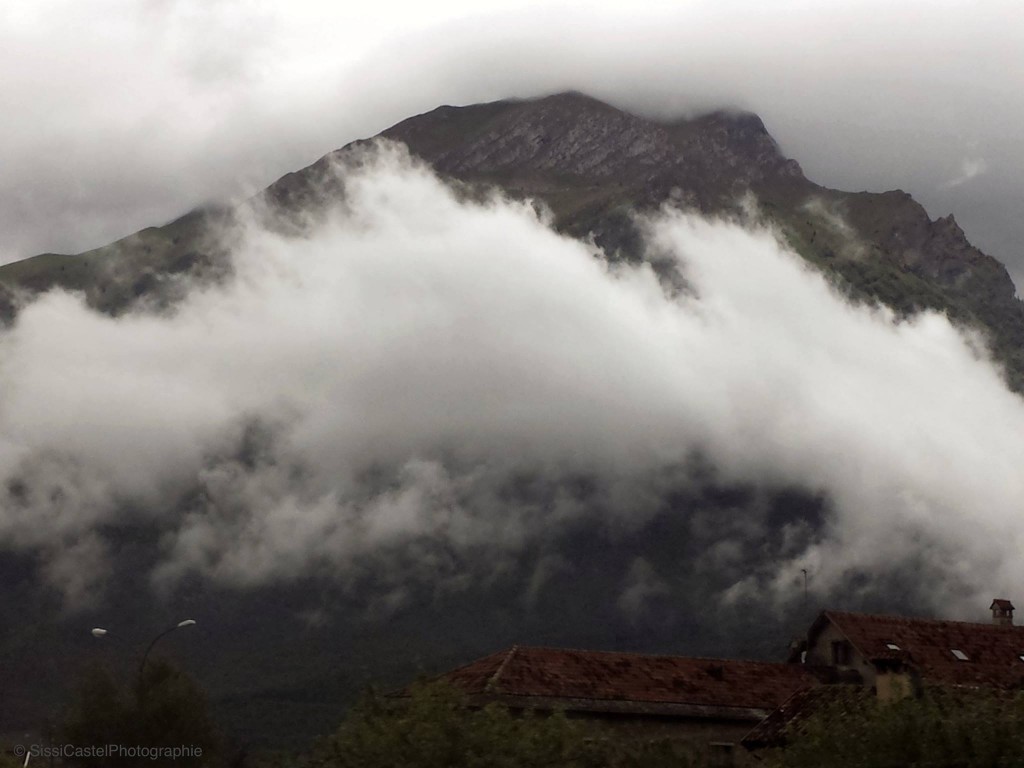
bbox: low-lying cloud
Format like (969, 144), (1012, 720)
(1, 144), (1022, 618)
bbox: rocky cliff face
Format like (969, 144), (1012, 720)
(384, 93), (800, 184)
(382, 92), (805, 234)
(1, 91), (1020, 384)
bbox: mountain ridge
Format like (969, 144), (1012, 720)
(4, 91), (1019, 386)
(379, 93), (1024, 385)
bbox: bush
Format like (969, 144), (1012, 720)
(306, 680), (696, 768)
(762, 685), (1024, 768)
(60, 659), (225, 767)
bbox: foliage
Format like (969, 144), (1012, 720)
(762, 685), (1024, 768)
(304, 679), (697, 768)
(60, 659), (226, 767)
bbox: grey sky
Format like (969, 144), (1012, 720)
(2, 0), (1022, 281)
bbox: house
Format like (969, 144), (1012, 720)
(417, 599), (1024, 763)
(428, 645), (818, 765)
(743, 598), (1024, 753)
(798, 599), (1024, 692)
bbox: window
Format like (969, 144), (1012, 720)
(708, 742), (735, 768)
(951, 649), (969, 661)
(831, 640), (851, 665)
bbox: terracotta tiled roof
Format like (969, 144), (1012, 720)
(819, 610), (1024, 688)
(992, 599), (1016, 611)
(433, 646), (817, 717)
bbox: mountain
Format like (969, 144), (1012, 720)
(1, 93), (1021, 750)
(4, 91), (1021, 385)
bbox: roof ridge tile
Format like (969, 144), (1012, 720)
(485, 645), (519, 693)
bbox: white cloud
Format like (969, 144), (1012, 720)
(1, 146), (1023, 617)
(943, 157), (988, 188)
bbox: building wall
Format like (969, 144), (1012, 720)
(875, 669), (916, 702)
(572, 712), (760, 767)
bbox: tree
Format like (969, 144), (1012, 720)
(761, 685), (1024, 768)
(60, 659), (225, 767)
(305, 679), (696, 768)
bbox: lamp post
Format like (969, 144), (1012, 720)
(90, 620), (197, 701)
(137, 620), (196, 700)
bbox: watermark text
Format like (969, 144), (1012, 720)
(13, 744), (203, 762)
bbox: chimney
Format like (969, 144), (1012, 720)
(990, 598), (1015, 626)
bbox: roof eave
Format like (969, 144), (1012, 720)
(467, 692), (772, 721)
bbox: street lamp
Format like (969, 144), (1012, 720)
(90, 620), (198, 700)
(138, 619), (197, 700)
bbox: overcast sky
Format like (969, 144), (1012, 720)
(2, 0), (1022, 280)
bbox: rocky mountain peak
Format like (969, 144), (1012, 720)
(382, 92), (800, 186)
(384, 92), (678, 180)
